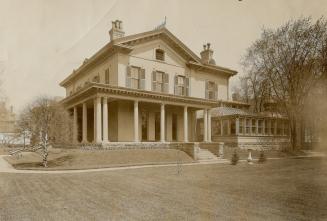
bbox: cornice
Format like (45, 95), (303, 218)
(61, 83), (223, 108)
(59, 44), (133, 87)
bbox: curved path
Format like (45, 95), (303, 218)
(0, 155), (230, 174)
(0, 152), (324, 174)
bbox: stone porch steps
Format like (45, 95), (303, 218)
(197, 148), (219, 161)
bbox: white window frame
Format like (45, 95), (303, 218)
(152, 71), (168, 93)
(205, 81), (217, 100)
(126, 66), (145, 90)
(174, 75), (189, 96)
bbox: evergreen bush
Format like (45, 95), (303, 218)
(231, 150), (239, 165)
(258, 151), (267, 163)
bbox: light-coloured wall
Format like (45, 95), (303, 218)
(65, 54), (118, 96)
(64, 38), (231, 102)
(117, 100), (134, 141)
(190, 70), (229, 100)
(117, 39), (230, 101)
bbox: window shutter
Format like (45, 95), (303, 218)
(174, 75), (178, 95)
(164, 73), (169, 93)
(214, 83), (218, 100)
(152, 70), (156, 91)
(139, 68), (146, 90)
(185, 77), (190, 96)
(126, 66), (131, 88)
(205, 81), (209, 99)
(105, 69), (109, 84)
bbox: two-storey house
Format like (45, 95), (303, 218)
(60, 20), (246, 145)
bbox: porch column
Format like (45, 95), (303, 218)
(134, 100), (139, 142)
(82, 103), (88, 143)
(227, 119), (231, 135)
(250, 118), (253, 135)
(203, 109), (208, 142)
(95, 97), (102, 143)
(236, 117), (239, 135)
(207, 109), (212, 142)
(184, 106), (188, 142)
(102, 97), (108, 143)
(73, 106), (78, 143)
(160, 103), (165, 142)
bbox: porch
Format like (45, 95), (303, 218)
(62, 83), (219, 145)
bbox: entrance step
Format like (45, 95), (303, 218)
(196, 148), (219, 161)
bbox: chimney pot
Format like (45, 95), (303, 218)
(200, 42), (215, 64)
(109, 19), (125, 41)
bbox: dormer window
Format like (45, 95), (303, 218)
(155, 49), (165, 61)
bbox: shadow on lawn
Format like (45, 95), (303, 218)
(13, 155), (74, 169)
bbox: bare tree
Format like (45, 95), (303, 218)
(241, 17), (327, 150)
(238, 74), (271, 113)
(18, 96), (73, 167)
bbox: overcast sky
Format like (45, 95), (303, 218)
(0, 0), (326, 112)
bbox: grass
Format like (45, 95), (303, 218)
(0, 147), (11, 155)
(4, 148), (194, 170)
(0, 157), (326, 220)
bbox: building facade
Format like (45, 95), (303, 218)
(60, 20), (245, 145)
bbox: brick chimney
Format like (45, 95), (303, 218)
(200, 43), (216, 65)
(109, 20), (125, 41)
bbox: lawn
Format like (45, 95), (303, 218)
(0, 147), (12, 155)
(4, 148), (194, 170)
(0, 157), (326, 220)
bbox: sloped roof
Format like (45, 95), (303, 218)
(197, 107), (288, 119)
(211, 107), (253, 117)
(60, 27), (237, 87)
(197, 107), (253, 118)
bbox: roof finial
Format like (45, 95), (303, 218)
(154, 16), (167, 30)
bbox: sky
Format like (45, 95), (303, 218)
(0, 0), (326, 112)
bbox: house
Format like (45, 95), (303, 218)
(59, 20), (247, 147)
(0, 101), (19, 145)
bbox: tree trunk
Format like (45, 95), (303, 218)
(42, 137), (48, 167)
(291, 120), (297, 150)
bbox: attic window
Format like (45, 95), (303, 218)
(155, 49), (165, 61)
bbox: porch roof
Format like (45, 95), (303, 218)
(197, 107), (288, 119)
(60, 83), (226, 109)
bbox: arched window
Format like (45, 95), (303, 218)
(155, 49), (165, 61)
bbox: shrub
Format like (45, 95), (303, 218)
(231, 150), (239, 165)
(258, 151), (267, 163)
